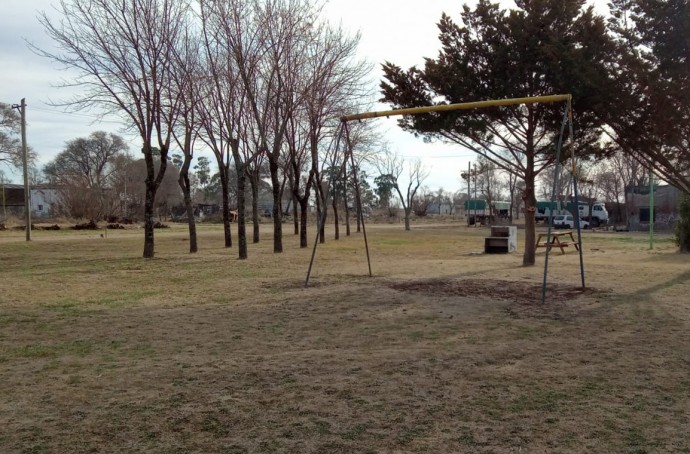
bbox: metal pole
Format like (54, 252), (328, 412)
(344, 122), (372, 277)
(567, 101), (586, 289)
(20, 98), (31, 241)
(305, 125), (345, 287)
(341, 94), (572, 122)
(541, 105), (570, 304)
(649, 170), (654, 250)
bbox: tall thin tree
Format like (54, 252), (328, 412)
(36, 0), (190, 258)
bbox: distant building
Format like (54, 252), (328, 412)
(31, 186), (61, 217)
(427, 202), (454, 215)
(625, 184), (682, 231)
(1, 184), (61, 218)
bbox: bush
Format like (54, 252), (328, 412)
(675, 195), (690, 253)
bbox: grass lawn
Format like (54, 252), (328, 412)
(1, 221), (689, 453)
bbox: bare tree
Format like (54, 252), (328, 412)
(298, 23), (372, 245)
(116, 156), (182, 220)
(285, 106), (314, 247)
(475, 157), (505, 220)
(506, 171), (522, 221)
(376, 151), (429, 231)
(44, 131), (128, 219)
(412, 186), (434, 216)
(169, 21), (203, 253)
(244, 126), (269, 244)
(537, 163), (574, 202)
(225, 0), (318, 254)
(341, 120), (380, 234)
(431, 188), (456, 216)
(197, 0), (243, 252)
(0, 103), (23, 169)
(36, 0), (190, 258)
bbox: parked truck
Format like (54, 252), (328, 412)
(464, 199), (512, 225)
(465, 199), (491, 225)
(535, 201), (569, 223)
(576, 202), (609, 227)
(535, 200), (609, 227)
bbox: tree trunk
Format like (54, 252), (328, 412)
(356, 205), (361, 232)
(269, 159), (283, 253)
(344, 173), (351, 236)
(249, 174), (260, 243)
(178, 155), (197, 253)
(677, 195), (690, 253)
(142, 142), (165, 259)
(299, 198), (308, 248)
(317, 183), (327, 244)
(354, 175), (364, 233)
(293, 171), (313, 248)
(236, 161), (247, 260)
(522, 164), (536, 266)
(220, 166), (232, 248)
(332, 198), (340, 240)
(143, 181), (156, 258)
(293, 194), (299, 235)
(404, 208), (411, 231)
(345, 202), (351, 237)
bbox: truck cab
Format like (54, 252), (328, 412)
(578, 202), (609, 227)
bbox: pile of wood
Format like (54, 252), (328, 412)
(73, 220), (99, 230)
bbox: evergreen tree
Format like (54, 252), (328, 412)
(606, 0), (690, 193)
(380, 0), (616, 265)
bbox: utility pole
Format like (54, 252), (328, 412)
(12, 99), (31, 241)
(21, 99), (30, 241)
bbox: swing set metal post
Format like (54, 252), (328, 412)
(307, 94), (584, 302)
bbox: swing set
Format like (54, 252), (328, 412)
(305, 94), (585, 304)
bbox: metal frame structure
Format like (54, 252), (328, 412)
(305, 94), (585, 302)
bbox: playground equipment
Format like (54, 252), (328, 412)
(304, 94), (585, 303)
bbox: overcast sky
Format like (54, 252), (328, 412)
(0, 0), (607, 191)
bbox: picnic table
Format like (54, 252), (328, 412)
(535, 230), (579, 255)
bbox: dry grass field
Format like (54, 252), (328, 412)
(1, 221), (689, 453)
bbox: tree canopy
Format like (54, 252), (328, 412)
(380, 0), (616, 265)
(37, 0), (191, 258)
(0, 103), (22, 168)
(605, 0), (690, 194)
(44, 131), (128, 188)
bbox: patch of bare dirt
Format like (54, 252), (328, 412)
(388, 277), (601, 319)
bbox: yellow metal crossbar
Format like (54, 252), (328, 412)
(340, 94), (572, 122)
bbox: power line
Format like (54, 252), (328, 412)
(404, 154), (476, 159)
(29, 106), (124, 124)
